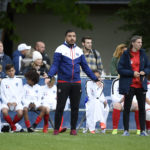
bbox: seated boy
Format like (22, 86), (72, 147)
(145, 74), (150, 134)
(1, 64), (23, 131)
(41, 77), (67, 133)
(85, 70), (109, 134)
(22, 70), (45, 132)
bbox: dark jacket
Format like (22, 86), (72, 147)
(110, 57), (119, 76)
(118, 49), (150, 94)
(0, 54), (12, 73)
(20, 62), (49, 75)
(12, 50), (24, 75)
(42, 52), (51, 66)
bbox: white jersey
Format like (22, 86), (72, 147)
(111, 78), (124, 103)
(40, 84), (57, 110)
(146, 83), (150, 110)
(22, 84), (41, 107)
(1, 76), (24, 105)
(41, 85), (57, 104)
(85, 80), (109, 131)
(86, 80), (105, 103)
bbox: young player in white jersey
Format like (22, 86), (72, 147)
(85, 70), (109, 134)
(1, 64), (23, 131)
(41, 77), (67, 133)
(145, 75), (150, 134)
(111, 77), (140, 135)
(22, 70), (45, 132)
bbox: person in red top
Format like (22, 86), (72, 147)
(118, 35), (150, 136)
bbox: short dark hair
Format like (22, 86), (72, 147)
(5, 64), (14, 71)
(81, 36), (92, 43)
(65, 29), (75, 36)
(25, 69), (39, 85)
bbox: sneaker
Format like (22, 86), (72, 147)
(43, 125), (48, 133)
(20, 129), (25, 132)
(32, 123), (37, 129)
(100, 122), (106, 129)
(112, 129), (118, 135)
(90, 130), (95, 134)
(136, 129), (140, 135)
(122, 130), (130, 136)
(27, 127), (34, 132)
(70, 129), (77, 135)
(140, 131), (148, 136)
(53, 129), (59, 135)
(11, 125), (16, 131)
(83, 128), (88, 134)
(59, 127), (67, 133)
(147, 130), (150, 134)
(101, 129), (106, 134)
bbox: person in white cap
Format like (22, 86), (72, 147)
(12, 43), (31, 75)
(20, 51), (49, 77)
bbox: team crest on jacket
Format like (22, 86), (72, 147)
(5, 85), (9, 88)
(35, 90), (38, 93)
(16, 83), (18, 87)
(76, 53), (79, 56)
(58, 89), (61, 93)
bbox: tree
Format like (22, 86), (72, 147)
(116, 0), (150, 50)
(0, 0), (92, 42)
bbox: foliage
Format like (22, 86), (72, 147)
(116, 0), (150, 50)
(0, 0), (92, 42)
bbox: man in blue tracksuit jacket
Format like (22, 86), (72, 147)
(47, 29), (100, 135)
(118, 35), (150, 136)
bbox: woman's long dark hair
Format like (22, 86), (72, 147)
(129, 35), (142, 58)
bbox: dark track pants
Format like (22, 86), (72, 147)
(123, 87), (146, 131)
(54, 83), (82, 130)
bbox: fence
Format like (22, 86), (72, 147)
(0, 76), (137, 130)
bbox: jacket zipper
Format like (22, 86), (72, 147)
(71, 47), (74, 81)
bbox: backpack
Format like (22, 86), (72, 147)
(92, 49), (98, 69)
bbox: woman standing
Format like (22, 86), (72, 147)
(110, 44), (127, 76)
(118, 35), (150, 136)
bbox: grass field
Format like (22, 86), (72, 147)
(0, 130), (149, 150)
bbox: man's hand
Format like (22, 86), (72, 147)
(140, 71), (145, 76)
(96, 81), (103, 88)
(134, 71), (140, 78)
(45, 78), (51, 84)
(103, 100), (107, 108)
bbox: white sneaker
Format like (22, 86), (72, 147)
(101, 129), (106, 134)
(82, 128), (88, 133)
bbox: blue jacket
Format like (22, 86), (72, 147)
(12, 50), (24, 75)
(118, 49), (150, 94)
(48, 42), (98, 82)
(0, 54), (12, 73)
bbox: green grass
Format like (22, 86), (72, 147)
(0, 130), (150, 150)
